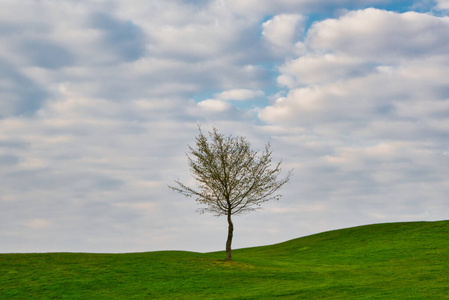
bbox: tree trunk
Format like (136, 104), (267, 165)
(225, 212), (234, 261)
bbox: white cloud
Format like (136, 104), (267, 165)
(262, 14), (305, 54)
(257, 7), (449, 237)
(278, 54), (370, 87)
(214, 89), (264, 101)
(262, 9), (449, 139)
(26, 219), (52, 230)
(0, 0), (272, 115)
(263, 61), (449, 137)
(436, 0), (449, 9)
(197, 99), (233, 112)
(1, 1), (449, 254)
(307, 8), (449, 61)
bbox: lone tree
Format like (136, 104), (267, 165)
(170, 126), (291, 261)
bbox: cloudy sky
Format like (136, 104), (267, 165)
(1, 0), (449, 253)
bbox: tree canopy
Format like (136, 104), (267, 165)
(170, 126), (291, 260)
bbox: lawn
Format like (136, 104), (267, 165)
(1, 220), (448, 299)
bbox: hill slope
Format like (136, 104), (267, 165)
(1, 220), (448, 299)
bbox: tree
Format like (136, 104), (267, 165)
(169, 126), (291, 261)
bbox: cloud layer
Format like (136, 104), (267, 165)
(1, 0), (448, 253)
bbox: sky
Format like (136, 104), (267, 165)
(1, 0), (449, 253)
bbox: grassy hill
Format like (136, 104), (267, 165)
(1, 220), (448, 299)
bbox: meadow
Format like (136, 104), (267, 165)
(1, 220), (448, 299)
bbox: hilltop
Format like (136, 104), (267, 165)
(1, 220), (448, 299)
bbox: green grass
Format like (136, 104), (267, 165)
(1, 220), (448, 299)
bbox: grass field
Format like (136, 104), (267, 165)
(1, 220), (448, 299)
